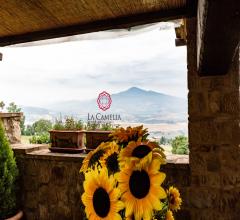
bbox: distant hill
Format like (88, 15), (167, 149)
(22, 87), (187, 124)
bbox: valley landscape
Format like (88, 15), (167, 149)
(21, 87), (188, 138)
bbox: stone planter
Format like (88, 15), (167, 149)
(0, 112), (23, 144)
(85, 130), (112, 151)
(49, 130), (85, 153)
(5, 211), (23, 220)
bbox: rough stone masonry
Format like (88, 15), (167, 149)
(187, 18), (240, 220)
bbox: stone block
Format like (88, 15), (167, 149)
(189, 152), (207, 171)
(188, 91), (208, 116)
(38, 162), (51, 184)
(24, 159), (38, 176)
(222, 91), (240, 115)
(206, 155), (221, 172)
(208, 90), (221, 114)
(23, 175), (38, 192)
(189, 119), (239, 145)
(190, 188), (220, 209)
(51, 165), (67, 186)
(219, 188), (240, 211)
(191, 173), (220, 188)
(25, 191), (38, 209)
(38, 185), (49, 204)
(53, 202), (72, 220)
(24, 211), (38, 220)
(39, 204), (50, 220)
(191, 209), (226, 220)
(0, 112), (22, 144)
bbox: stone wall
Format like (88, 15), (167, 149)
(12, 145), (190, 220)
(187, 18), (240, 220)
(0, 112), (22, 144)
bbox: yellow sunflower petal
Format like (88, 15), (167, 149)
(81, 167), (122, 220)
(118, 158), (166, 220)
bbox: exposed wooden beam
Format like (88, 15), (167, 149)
(0, 2), (197, 46)
(197, 0), (240, 76)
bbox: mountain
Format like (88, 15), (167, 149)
(22, 87), (187, 124)
(20, 106), (59, 124)
(111, 87), (187, 122)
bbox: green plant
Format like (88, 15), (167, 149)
(76, 120), (84, 130)
(32, 119), (52, 134)
(29, 133), (51, 144)
(160, 136), (167, 145)
(65, 117), (76, 130)
(171, 135), (189, 155)
(53, 117), (84, 130)
(7, 102), (21, 113)
(85, 121), (100, 130)
(0, 101), (5, 111)
(159, 136), (172, 145)
(24, 125), (35, 136)
(0, 120), (19, 219)
(53, 119), (65, 130)
(101, 122), (113, 131)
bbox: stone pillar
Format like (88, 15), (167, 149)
(0, 112), (22, 144)
(187, 18), (240, 220)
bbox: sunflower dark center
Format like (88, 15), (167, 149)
(170, 195), (175, 204)
(129, 170), (150, 199)
(131, 145), (151, 158)
(93, 187), (110, 217)
(89, 149), (105, 168)
(106, 152), (119, 174)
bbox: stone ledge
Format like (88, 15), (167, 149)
(26, 149), (86, 162)
(0, 112), (23, 118)
(12, 144), (189, 164)
(166, 153), (189, 164)
(12, 144), (50, 155)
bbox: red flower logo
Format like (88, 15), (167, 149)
(97, 91), (112, 111)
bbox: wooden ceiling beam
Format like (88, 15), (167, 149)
(197, 0), (240, 76)
(0, 2), (197, 46)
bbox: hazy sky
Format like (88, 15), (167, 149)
(0, 23), (187, 107)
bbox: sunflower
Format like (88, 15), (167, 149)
(110, 125), (149, 146)
(168, 187), (182, 212)
(118, 158), (167, 220)
(118, 140), (158, 168)
(80, 142), (111, 173)
(165, 210), (174, 220)
(100, 141), (120, 175)
(82, 167), (124, 220)
(110, 127), (129, 144)
(152, 147), (166, 164)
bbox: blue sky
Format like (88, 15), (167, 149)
(0, 23), (187, 107)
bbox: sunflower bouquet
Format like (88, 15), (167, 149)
(80, 126), (182, 220)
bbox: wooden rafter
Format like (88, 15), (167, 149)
(0, 1), (197, 46)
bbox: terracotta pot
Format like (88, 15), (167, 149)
(85, 130), (112, 151)
(49, 130), (85, 153)
(5, 211), (23, 220)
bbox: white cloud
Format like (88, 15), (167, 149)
(0, 25), (187, 107)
